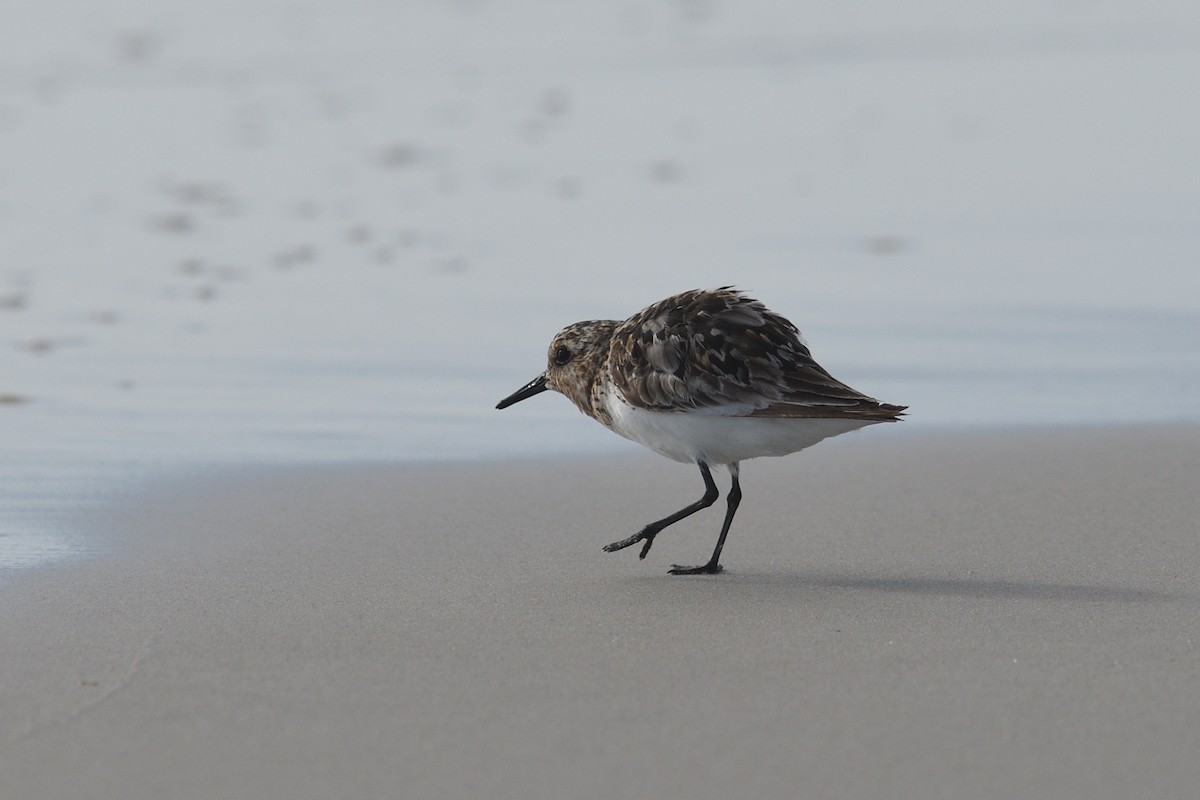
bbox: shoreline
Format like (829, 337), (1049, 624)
(4, 424), (1200, 799)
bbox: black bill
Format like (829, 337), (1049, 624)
(496, 373), (549, 409)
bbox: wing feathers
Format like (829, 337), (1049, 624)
(609, 288), (905, 421)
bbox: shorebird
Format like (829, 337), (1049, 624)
(497, 287), (905, 574)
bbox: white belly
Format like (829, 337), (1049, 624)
(603, 396), (877, 465)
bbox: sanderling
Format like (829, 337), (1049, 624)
(496, 287), (905, 575)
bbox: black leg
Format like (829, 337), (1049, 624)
(603, 462), (719, 559)
(670, 463), (741, 575)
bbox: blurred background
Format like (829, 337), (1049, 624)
(2, 1), (1199, 564)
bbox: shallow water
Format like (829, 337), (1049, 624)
(3, 1), (1199, 569)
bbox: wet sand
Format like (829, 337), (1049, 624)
(3, 425), (1199, 799)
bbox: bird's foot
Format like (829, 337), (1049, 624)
(668, 562), (723, 576)
(603, 528), (657, 559)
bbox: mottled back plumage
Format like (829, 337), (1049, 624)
(550, 287), (904, 422)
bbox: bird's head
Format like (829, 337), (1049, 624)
(495, 320), (618, 415)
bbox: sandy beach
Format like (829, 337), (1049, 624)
(3, 425), (1199, 799)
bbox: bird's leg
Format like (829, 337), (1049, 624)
(670, 463), (741, 575)
(603, 462), (719, 559)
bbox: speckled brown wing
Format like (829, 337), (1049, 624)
(608, 288), (906, 420)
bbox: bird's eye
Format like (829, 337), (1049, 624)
(553, 346), (572, 366)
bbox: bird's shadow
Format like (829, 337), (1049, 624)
(635, 569), (1184, 604)
(799, 573), (1178, 603)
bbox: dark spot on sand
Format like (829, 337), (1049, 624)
(293, 200), (320, 219)
(20, 336), (87, 355)
(377, 143), (422, 169)
(648, 159), (684, 183)
(540, 87), (571, 117)
(149, 213), (193, 234)
(115, 30), (158, 64)
(433, 256), (469, 275)
(864, 235), (908, 256)
(272, 245), (317, 269)
(214, 266), (246, 282)
(555, 177), (582, 199)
